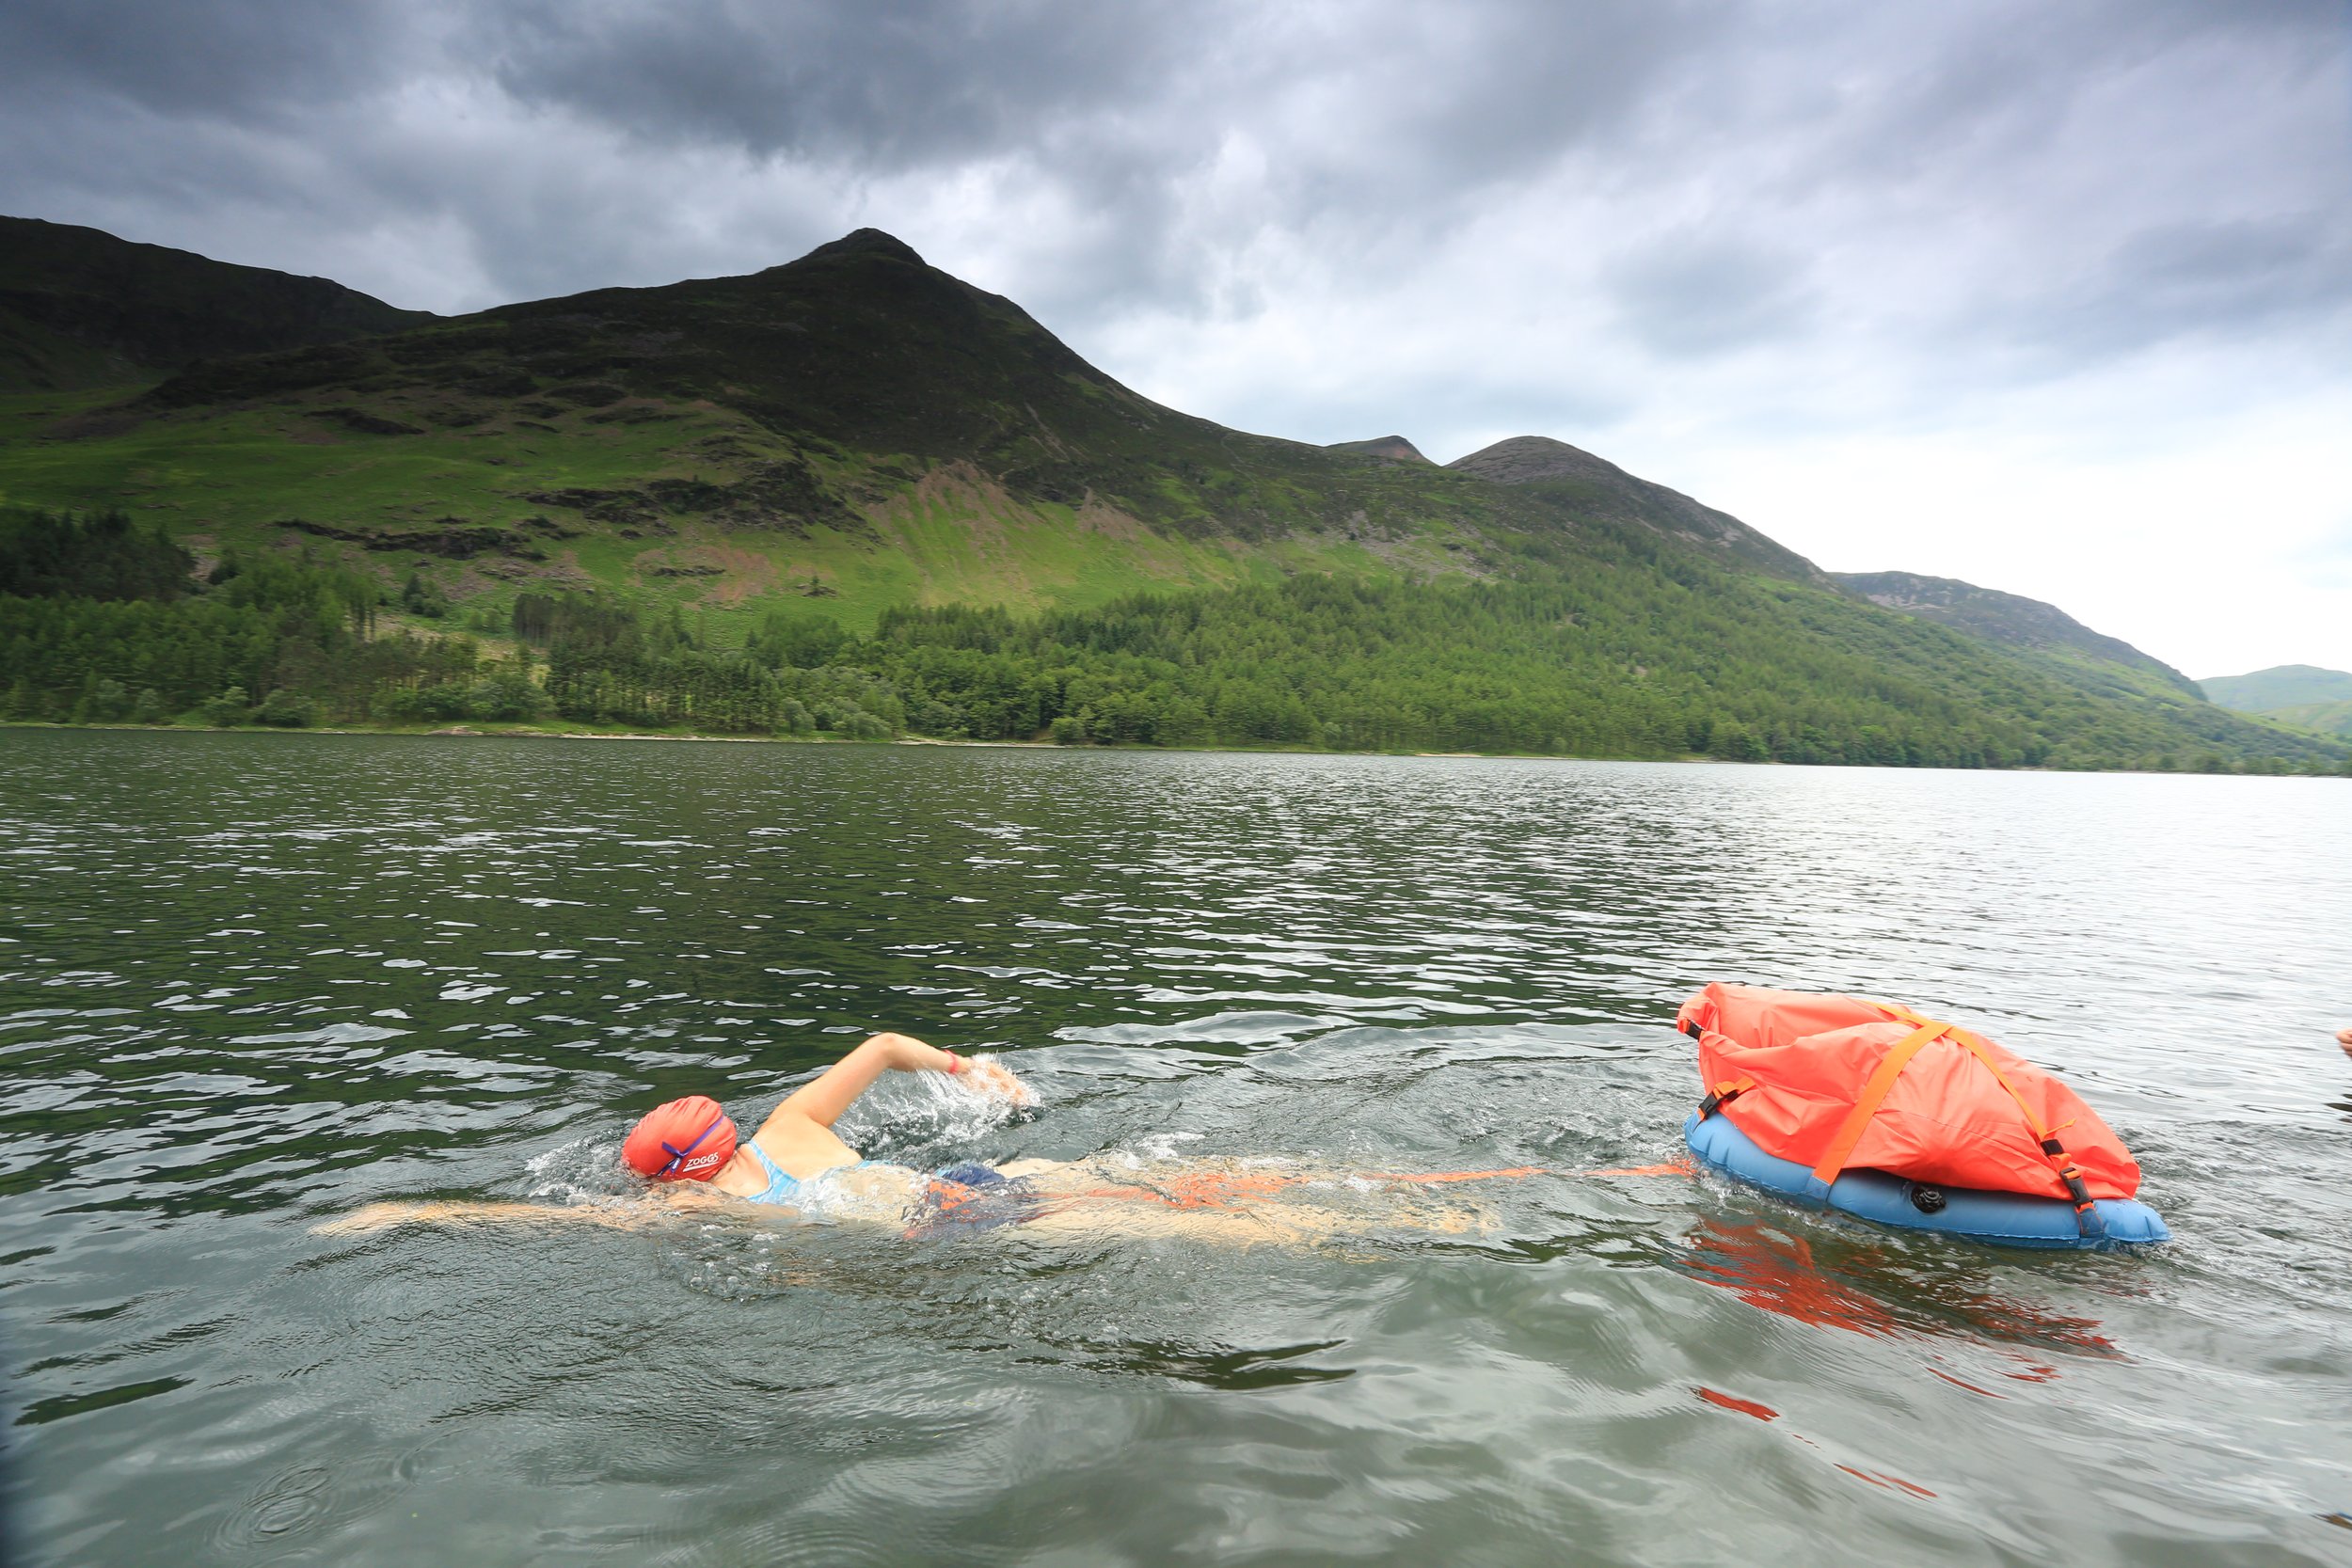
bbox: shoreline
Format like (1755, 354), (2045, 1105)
(0, 717), (1518, 759)
(4, 718), (2344, 776)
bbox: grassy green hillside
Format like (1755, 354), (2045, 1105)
(2258, 699), (2352, 737)
(1, 221), (2344, 773)
(10, 503), (2344, 771)
(1, 229), (1827, 634)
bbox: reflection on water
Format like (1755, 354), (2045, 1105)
(1671, 1216), (2120, 1360)
(4, 732), (2351, 1565)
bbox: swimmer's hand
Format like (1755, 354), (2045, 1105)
(781, 1032), (1038, 1129)
(874, 1032), (1035, 1106)
(954, 1054), (1036, 1108)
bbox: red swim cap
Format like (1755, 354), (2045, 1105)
(623, 1096), (738, 1181)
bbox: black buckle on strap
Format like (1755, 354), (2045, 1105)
(2042, 1135), (2108, 1239)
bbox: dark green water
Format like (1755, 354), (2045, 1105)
(5, 730), (2350, 1565)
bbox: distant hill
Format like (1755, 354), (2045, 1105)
(1450, 436), (1821, 580)
(1326, 436), (1431, 465)
(2200, 665), (2352, 736)
(0, 214), (431, 393)
(2201, 665), (2352, 711)
(0, 218), (2344, 772)
(1833, 570), (2201, 699)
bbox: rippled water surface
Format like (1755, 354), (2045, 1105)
(5, 731), (2351, 1565)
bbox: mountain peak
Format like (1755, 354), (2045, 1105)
(1447, 435), (1624, 486)
(1449, 434), (1821, 581)
(802, 228), (927, 268)
(1327, 436), (1431, 465)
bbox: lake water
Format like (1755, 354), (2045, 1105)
(4, 731), (2350, 1566)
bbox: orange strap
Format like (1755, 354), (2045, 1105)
(1867, 1000), (2099, 1218)
(1699, 1075), (1756, 1118)
(1947, 1028), (2097, 1211)
(1807, 1019), (1950, 1188)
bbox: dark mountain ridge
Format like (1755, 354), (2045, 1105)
(0, 214), (432, 393)
(117, 228), (1824, 576)
(127, 230), (1338, 541)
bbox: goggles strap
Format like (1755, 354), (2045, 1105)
(659, 1114), (728, 1176)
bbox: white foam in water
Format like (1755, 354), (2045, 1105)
(1136, 1131), (1205, 1163)
(832, 1053), (1035, 1156)
(523, 1135), (636, 1203)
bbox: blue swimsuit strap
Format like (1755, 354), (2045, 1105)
(744, 1144), (802, 1204)
(743, 1146), (882, 1204)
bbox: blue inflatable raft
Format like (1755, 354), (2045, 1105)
(1686, 1110), (2170, 1251)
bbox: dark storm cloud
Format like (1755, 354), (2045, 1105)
(0, 0), (415, 119)
(465, 1), (1711, 194)
(470, 0), (1179, 166)
(433, 0), (1737, 331)
(0, 0), (2344, 382)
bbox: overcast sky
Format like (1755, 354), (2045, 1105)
(4, 0), (2346, 676)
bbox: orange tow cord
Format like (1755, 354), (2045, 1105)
(1060, 1160), (1689, 1212)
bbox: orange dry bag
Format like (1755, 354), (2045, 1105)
(1674, 984), (2140, 1207)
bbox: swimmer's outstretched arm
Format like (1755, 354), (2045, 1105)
(313, 1186), (729, 1235)
(770, 1031), (1029, 1132)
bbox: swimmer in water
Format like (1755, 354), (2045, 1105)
(318, 1031), (1548, 1243)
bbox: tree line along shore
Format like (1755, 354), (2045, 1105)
(4, 507), (2344, 774)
